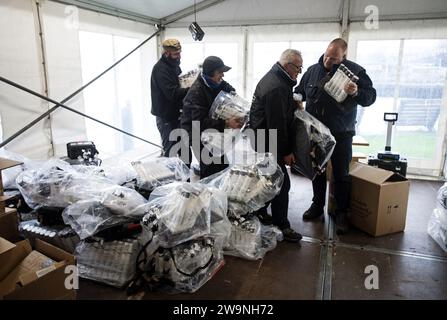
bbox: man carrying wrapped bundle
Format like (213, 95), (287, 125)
(294, 38), (376, 234)
(182, 56), (243, 178)
(249, 49), (304, 242)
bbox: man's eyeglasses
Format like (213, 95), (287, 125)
(288, 62), (303, 72)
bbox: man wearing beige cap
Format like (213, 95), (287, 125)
(151, 38), (190, 157)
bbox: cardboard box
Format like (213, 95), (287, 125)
(0, 237), (76, 299)
(0, 157), (23, 214)
(0, 158), (23, 243)
(0, 208), (20, 242)
(348, 162), (410, 237)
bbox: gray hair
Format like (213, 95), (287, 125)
(279, 49), (302, 66)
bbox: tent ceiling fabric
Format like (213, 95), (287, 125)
(174, 0), (344, 24)
(75, 0), (202, 19)
(51, 0), (447, 25)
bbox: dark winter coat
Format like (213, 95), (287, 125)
(151, 55), (189, 121)
(249, 62), (297, 157)
(294, 54), (376, 136)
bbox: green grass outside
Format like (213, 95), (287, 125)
(353, 131), (437, 159)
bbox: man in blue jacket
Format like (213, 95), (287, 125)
(294, 38), (376, 234)
(151, 39), (190, 157)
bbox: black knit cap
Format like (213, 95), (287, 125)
(202, 56), (231, 76)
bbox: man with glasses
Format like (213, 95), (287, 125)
(151, 39), (190, 157)
(294, 38), (376, 234)
(249, 49), (304, 242)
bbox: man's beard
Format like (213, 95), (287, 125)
(168, 56), (180, 66)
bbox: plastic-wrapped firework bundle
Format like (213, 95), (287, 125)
(201, 91), (251, 157)
(209, 90), (250, 123)
(324, 63), (359, 103)
(131, 157), (190, 193)
(220, 165), (260, 203)
(132, 183), (230, 294)
(224, 215), (283, 260)
(202, 154), (284, 217)
(292, 109), (336, 180)
(140, 182), (227, 248)
(62, 200), (133, 240)
(259, 223), (284, 254)
(16, 164), (76, 209)
(179, 68), (200, 89)
(438, 183), (447, 210)
(225, 215), (261, 259)
(76, 238), (141, 288)
(16, 158), (147, 212)
(151, 236), (224, 293)
(19, 220), (80, 253)
(99, 186), (147, 216)
(428, 183), (447, 252)
(73, 157), (137, 186)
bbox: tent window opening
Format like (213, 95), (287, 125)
(354, 39), (447, 175)
(79, 31), (144, 156)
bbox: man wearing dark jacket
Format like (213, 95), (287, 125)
(249, 49), (303, 243)
(151, 39), (189, 157)
(182, 56), (243, 178)
(294, 38), (376, 234)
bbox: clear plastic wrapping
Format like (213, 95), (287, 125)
(151, 236), (225, 293)
(16, 158), (147, 213)
(437, 183), (447, 211)
(75, 157), (137, 185)
(224, 215), (283, 260)
(76, 238), (141, 288)
(292, 109), (336, 180)
(140, 182), (227, 248)
(323, 63), (359, 103)
(16, 159), (79, 208)
(131, 157), (190, 192)
(428, 183), (447, 252)
(133, 182), (231, 293)
(201, 91), (250, 157)
(98, 186), (147, 216)
(62, 200), (133, 240)
(201, 153), (284, 217)
(428, 208), (447, 252)
(209, 90), (250, 123)
(179, 68), (200, 89)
